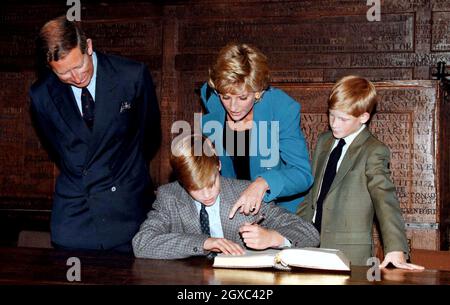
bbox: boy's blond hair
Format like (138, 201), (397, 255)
(208, 42), (270, 95)
(328, 75), (377, 117)
(170, 134), (219, 191)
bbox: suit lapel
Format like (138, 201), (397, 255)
(84, 52), (119, 165)
(249, 101), (270, 178)
(328, 128), (371, 194)
(219, 178), (235, 239)
(218, 178), (247, 242)
(313, 135), (334, 208)
(48, 78), (91, 143)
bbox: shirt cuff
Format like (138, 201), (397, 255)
(279, 237), (292, 248)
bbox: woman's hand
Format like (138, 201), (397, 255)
(228, 177), (269, 219)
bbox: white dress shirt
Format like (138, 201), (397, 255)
(71, 52), (98, 115)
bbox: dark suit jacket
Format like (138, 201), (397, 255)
(297, 128), (408, 265)
(133, 177), (320, 259)
(30, 52), (160, 251)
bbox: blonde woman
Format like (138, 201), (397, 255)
(200, 43), (313, 217)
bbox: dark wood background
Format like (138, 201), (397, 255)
(1, 0), (449, 248)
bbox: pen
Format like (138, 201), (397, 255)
(251, 213), (266, 225)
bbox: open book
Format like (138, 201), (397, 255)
(213, 248), (351, 271)
(212, 267), (350, 284)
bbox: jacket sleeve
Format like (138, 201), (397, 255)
(261, 202), (320, 248)
(132, 189), (209, 259)
(365, 144), (409, 257)
(259, 95), (313, 201)
(139, 64), (161, 162)
(29, 92), (61, 165)
(296, 132), (327, 221)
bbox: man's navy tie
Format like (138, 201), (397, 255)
(314, 138), (346, 233)
(81, 87), (95, 130)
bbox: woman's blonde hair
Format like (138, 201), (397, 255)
(170, 134), (219, 191)
(328, 75), (378, 117)
(208, 43), (270, 94)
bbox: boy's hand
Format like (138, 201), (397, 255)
(380, 251), (425, 270)
(239, 222), (284, 250)
(203, 237), (245, 255)
(228, 177), (269, 219)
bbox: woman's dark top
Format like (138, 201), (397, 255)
(223, 119), (252, 180)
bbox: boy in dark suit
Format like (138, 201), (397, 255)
(297, 76), (423, 270)
(29, 16), (160, 252)
(132, 135), (319, 259)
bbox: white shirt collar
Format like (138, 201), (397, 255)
(339, 124), (366, 147)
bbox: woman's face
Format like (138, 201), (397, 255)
(219, 86), (257, 122)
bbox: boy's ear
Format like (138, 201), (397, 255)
(359, 112), (370, 124)
(218, 160), (222, 171)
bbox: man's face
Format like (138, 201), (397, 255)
(187, 174), (221, 206)
(49, 39), (94, 88)
(328, 109), (369, 139)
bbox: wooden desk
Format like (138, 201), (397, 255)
(410, 249), (450, 271)
(0, 247), (449, 285)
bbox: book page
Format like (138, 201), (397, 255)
(279, 248), (351, 271)
(212, 249), (279, 268)
(212, 268), (350, 285)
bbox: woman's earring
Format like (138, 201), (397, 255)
(255, 90), (265, 102)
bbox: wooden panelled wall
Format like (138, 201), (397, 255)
(1, 0), (450, 248)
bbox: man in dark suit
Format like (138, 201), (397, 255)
(29, 16), (160, 252)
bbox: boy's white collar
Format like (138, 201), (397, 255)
(340, 124), (366, 147)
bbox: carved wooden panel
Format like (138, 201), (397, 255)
(179, 14), (414, 54)
(0, 72), (54, 200)
(432, 12), (450, 52)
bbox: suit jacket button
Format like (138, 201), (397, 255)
(111, 186), (116, 192)
(193, 247), (198, 252)
(82, 169), (88, 176)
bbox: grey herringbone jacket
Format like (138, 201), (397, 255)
(132, 177), (319, 259)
